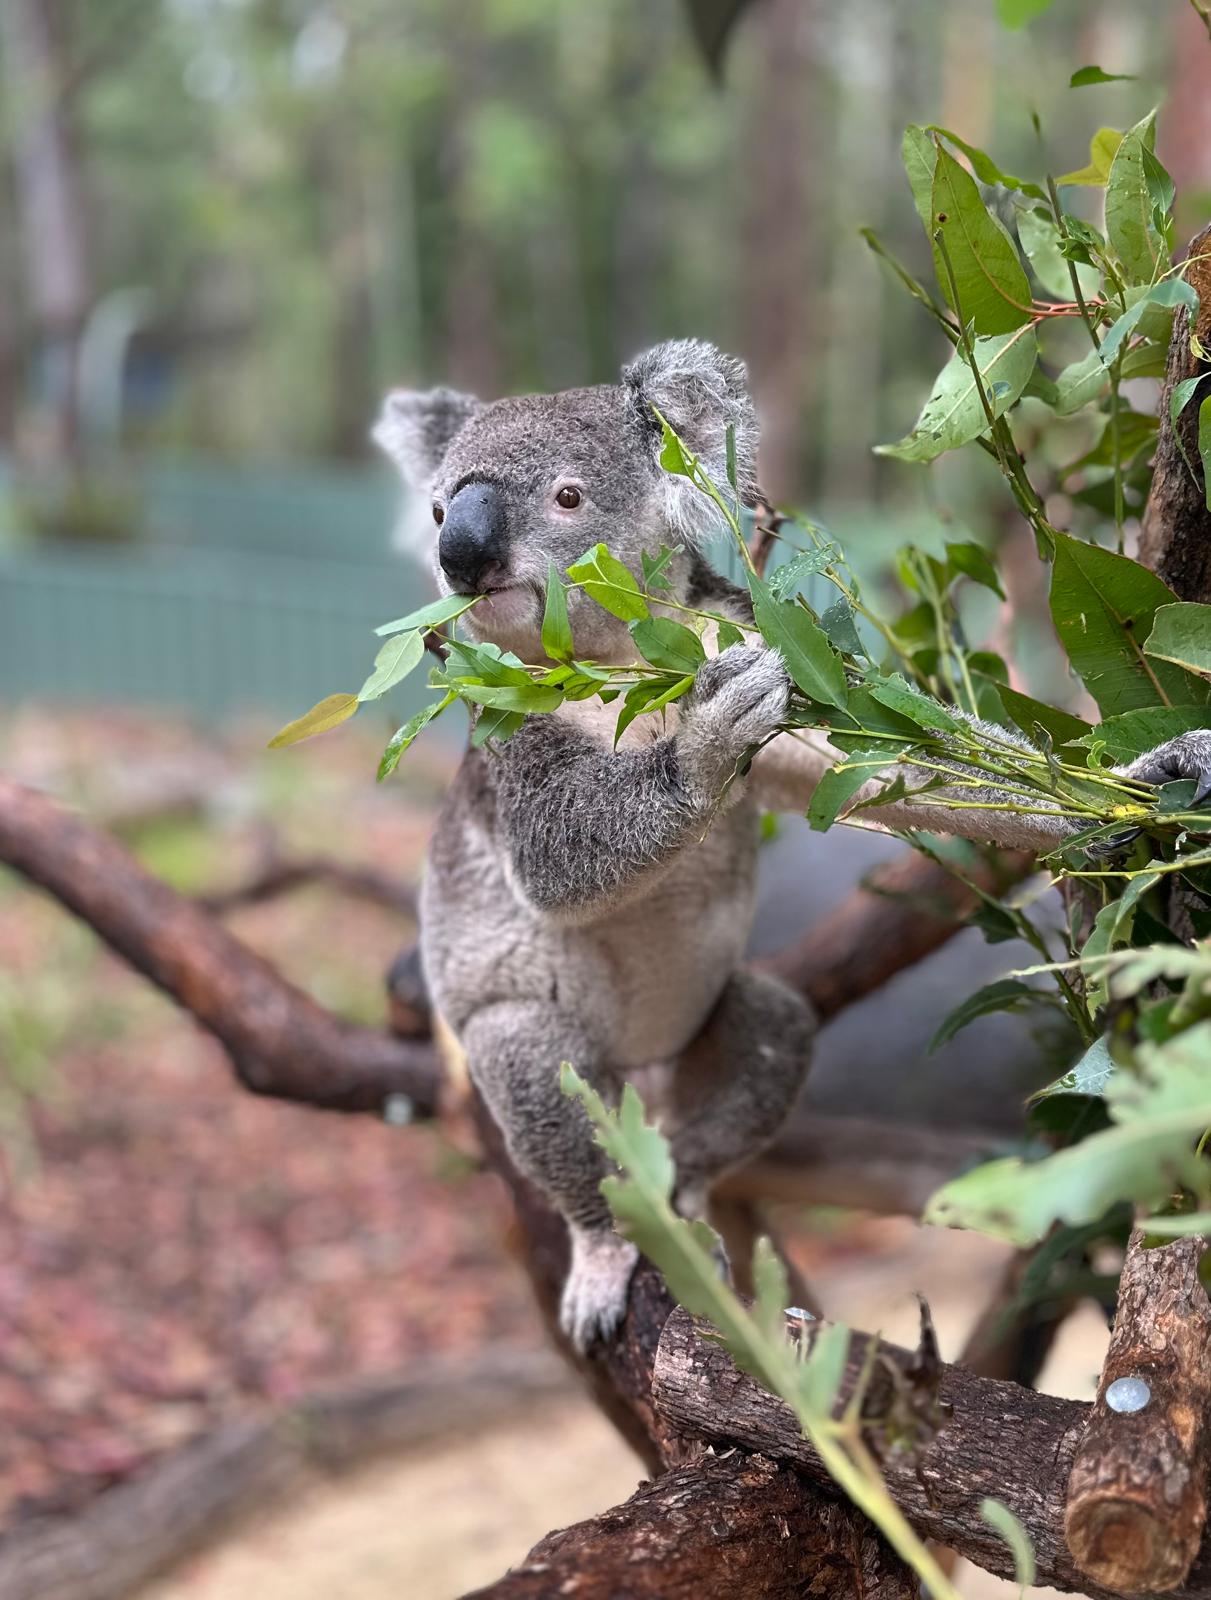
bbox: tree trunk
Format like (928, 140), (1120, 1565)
(0, 0), (92, 462)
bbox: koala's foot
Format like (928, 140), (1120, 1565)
(677, 645), (790, 799)
(559, 1226), (639, 1352)
(1125, 730), (1211, 807)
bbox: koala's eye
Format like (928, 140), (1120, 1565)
(432, 503), (445, 526)
(555, 485), (583, 510)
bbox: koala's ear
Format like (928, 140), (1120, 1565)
(623, 339), (760, 509)
(372, 387), (482, 488)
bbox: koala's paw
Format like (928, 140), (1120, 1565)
(677, 645), (790, 800)
(559, 1228), (639, 1353)
(1125, 729), (1211, 807)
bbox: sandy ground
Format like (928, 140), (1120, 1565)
(141, 1221), (1110, 1600)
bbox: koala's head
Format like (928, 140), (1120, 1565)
(373, 339), (758, 659)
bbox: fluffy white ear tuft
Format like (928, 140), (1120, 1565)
(623, 340), (760, 539)
(371, 387), (481, 489)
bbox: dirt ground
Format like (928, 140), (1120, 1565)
(141, 1223), (1111, 1600)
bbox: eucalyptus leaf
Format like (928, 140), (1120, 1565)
(1144, 602), (1211, 677)
(876, 327), (1037, 463)
(929, 979), (1045, 1052)
(630, 615), (706, 674)
(1201, 396), (1211, 512)
(1053, 348), (1110, 416)
(749, 575), (848, 708)
(1070, 65), (1136, 87)
(268, 692), (359, 748)
(1048, 532), (1206, 715)
(1017, 208), (1099, 301)
(930, 143), (1033, 334)
(457, 681), (565, 713)
(807, 748), (891, 832)
(566, 544), (651, 622)
(1057, 127), (1124, 188)
(542, 564), (574, 661)
(1098, 279), (1198, 367)
(377, 692), (456, 779)
(357, 629), (425, 702)
(980, 1500), (1036, 1597)
(375, 592), (480, 637)
(1105, 113), (1170, 285)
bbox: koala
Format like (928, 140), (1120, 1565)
(374, 339), (1211, 1350)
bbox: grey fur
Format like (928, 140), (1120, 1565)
(376, 340), (1211, 1351)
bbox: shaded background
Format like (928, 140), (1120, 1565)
(0, 3), (1207, 1594)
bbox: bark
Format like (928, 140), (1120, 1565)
(1137, 224), (1211, 600)
(0, 778), (439, 1116)
(466, 1449), (919, 1600)
(1065, 1230), (1211, 1594)
(0, 1351), (571, 1600)
(652, 1306), (1211, 1600)
(197, 853), (417, 919)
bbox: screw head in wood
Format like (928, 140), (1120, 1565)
(1105, 1375), (1151, 1413)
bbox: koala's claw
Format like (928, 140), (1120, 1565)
(678, 645), (790, 799)
(1125, 730), (1211, 809)
(559, 1229), (639, 1353)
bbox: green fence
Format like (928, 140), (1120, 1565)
(0, 458), (432, 725)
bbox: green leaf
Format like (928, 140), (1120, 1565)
(470, 705), (526, 748)
(981, 1500), (1036, 1597)
(749, 575), (848, 708)
(1137, 1211), (1211, 1238)
(808, 748), (890, 832)
(444, 637), (532, 686)
(268, 692), (359, 748)
(996, 0), (1052, 27)
(901, 125), (937, 229)
(819, 599), (863, 657)
(377, 692), (456, 779)
(566, 544), (650, 623)
(1098, 279), (1199, 367)
(1106, 113), (1169, 285)
(867, 673), (962, 732)
(1144, 602), (1211, 677)
(1057, 127), (1124, 188)
(752, 1236), (790, 1344)
(1074, 705), (1208, 763)
(375, 593), (480, 637)
(1201, 396), (1211, 512)
(768, 546), (840, 600)
(715, 619), (745, 651)
(992, 683), (1092, 747)
(541, 564), (574, 661)
(930, 143), (1033, 334)
(1048, 532), (1206, 715)
(658, 416), (693, 478)
(929, 979), (1044, 1052)
(927, 128), (1045, 201)
(798, 1321), (849, 1416)
(1035, 1036), (1116, 1101)
(1070, 65), (1136, 87)
(876, 327), (1037, 463)
(629, 616), (706, 674)
(457, 681), (565, 713)
(945, 540), (1006, 598)
(357, 629), (425, 702)
(1053, 348), (1110, 416)
(926, 1025), (1211, 1244)
(613, 674), (694, 745)
(1016, 207), (1100, 302)
(641, 545), (680, 593)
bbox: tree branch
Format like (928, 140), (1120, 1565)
(0, 778), (439, 1117)
(464, 1449), (918, 1600)
(652, 1306), (1211, 1600)
(1065, 1229), (1211, 1594)
(1137, 223), (1211, 599)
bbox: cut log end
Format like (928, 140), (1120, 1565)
(1067, 1498), (1198, 1595)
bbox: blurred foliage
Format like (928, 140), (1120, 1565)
(1, 0), (1207, 509)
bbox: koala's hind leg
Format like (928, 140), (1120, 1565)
(459, 1001), (638, 1352)
(666, 970), (816, 1222)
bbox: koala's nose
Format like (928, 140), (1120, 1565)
(438, 481), (509, 593)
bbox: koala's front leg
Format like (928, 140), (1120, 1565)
(493, 645), (788, 919)
(460, 1000), (638, 1351)
(1119, 730), (1211, 804)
